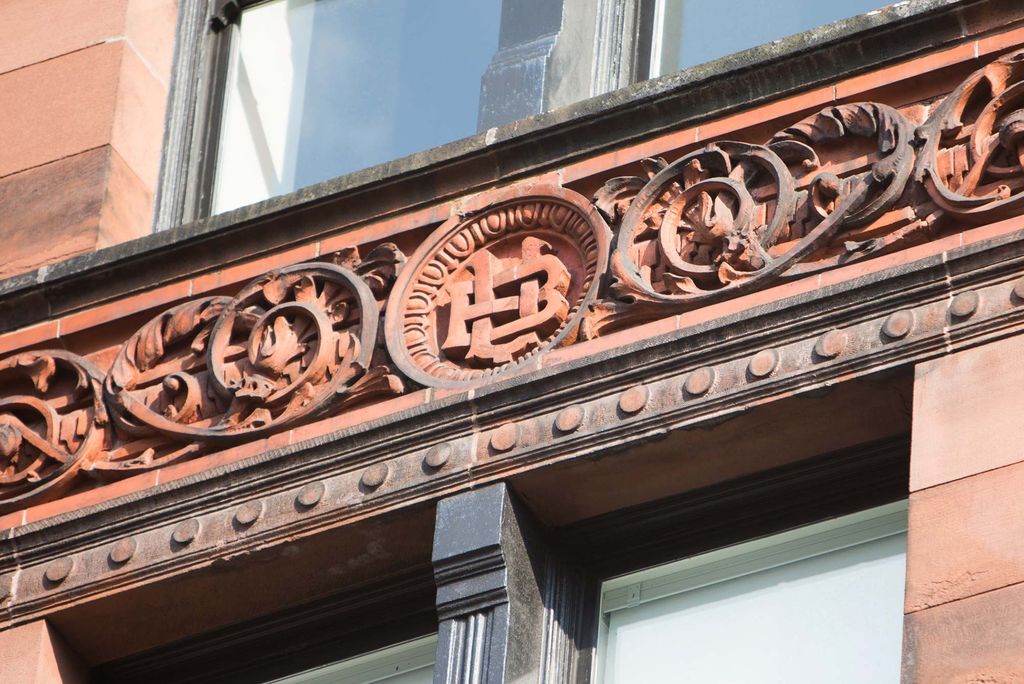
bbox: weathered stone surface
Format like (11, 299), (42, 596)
(903, 581), (1024, 683)
(0, 43), (122, 178)
(906, 461), (1024, 612)
(911, 334), (1024, 491)
(0, 0), (126, 75)
(0, 150), (109, 279)
(0, 621), (88, 684)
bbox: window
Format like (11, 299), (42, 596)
(596, 502), (908, 684)
(269, 635), (436, 684)
(646, 0), (893, 76)
(213, 0), (505, 213)
(165, 0), (906, 222)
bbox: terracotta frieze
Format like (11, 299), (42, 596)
(0, 351), (106, 510)
(6, 254), (1024, 622)
(2, 49), (1024, 512)
(385, 187), (610, 389)
(588, 50), (1024, 334)
(104, 247), (404, 466)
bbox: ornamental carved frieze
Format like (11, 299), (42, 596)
(101, 247), (405, 472)
(586, 49), (1024, 335)
(916, 49), (1024, 224)
(587, 102), (918, 335)
(1, 49), (1024, 510)
(384, 187), (611, 389)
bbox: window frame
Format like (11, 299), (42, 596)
(593, 501), (909, 684)
(155, 0), (650, 229)
(154, 0), (969, 232)
(599, 499), (908, 614)
(269, 634), (437, 684)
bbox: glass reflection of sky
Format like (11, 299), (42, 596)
(214, 0), (501, 213)
(293, 0), (502, 188)
(214, 0), (895, 213)
(662, 0), (892, 73)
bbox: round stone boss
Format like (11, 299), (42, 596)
(384, 187), (611, 389)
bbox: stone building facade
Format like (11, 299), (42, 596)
(1, 0), (1024, 681)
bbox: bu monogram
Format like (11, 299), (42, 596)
(386, 188), (611, 389)
(444, 236), (572, 365)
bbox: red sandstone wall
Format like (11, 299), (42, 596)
(904, 335), (1024, 682)
(0, 0), (177, 279)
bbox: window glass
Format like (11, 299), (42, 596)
(649, 0), (893, 76)
(598, 503), (907, 684)
(269, 635), (436, 684)
(210, 0), (901, 215)
(213, 0), (502, 213)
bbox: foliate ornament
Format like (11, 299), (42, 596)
(588, 103), (916, 336)
(768, 102), (914, 230)
(385, 187), (611, 388)
(105, 252), (403, 467)
(917, 48), (1024, 224)
(610, 142), (798, 299)
(0, 351), (106, 510)
(767, 102), (919, 268)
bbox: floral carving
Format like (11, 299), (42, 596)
(917, 48), (1024, 224)
(769, 102), (914, 230)
(0, 352), (106, 510)
(385, 187), (611, 389)
(103, 248), (404, 470)
(588, 102), (916, 335)
(605, 142), (798, 300)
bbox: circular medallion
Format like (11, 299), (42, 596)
(385, 187), (611, 389)
(104, 262), (379, 453)
(0, 351), (106, 511)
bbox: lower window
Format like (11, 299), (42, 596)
(596, 502), (907, 683)
(269, 635), (436, 684)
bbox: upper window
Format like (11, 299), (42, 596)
(213, 0), (505, 213)
(596, 502), (908, 684)
(203, 0), (897, 215)
(646, 0), (891, 77)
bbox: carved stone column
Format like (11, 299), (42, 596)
(431, 483), (592, 683)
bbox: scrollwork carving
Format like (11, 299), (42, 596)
(588, 102), (917, 335)
(103, 248), (404, 470)
(0, 352), (106, 510)
(917, 48), (1024, 224)
(769, 102), (914, 230)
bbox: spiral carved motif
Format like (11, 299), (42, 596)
(102, 255), (402, 471)
(588, 99), (919, 335)
(917, 49), (1024, 224)
(0, 352), (106, 509)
